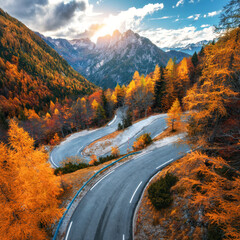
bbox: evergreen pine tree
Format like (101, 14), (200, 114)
(101, 90), (109, 119)
(191, 52), (199, 67)
(153, 66), (165, 112)
(96, 104), (106, 126)
(199, 46), (205, 57)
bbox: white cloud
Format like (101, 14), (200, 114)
(189, 0), (200, 3)
(96, 0), (103, 5)
(149, 16), (171, 20)
(208, 10), (221, 17)
(139, 26), (216, 48)
(173, 0), (201, 8)
(204, 10), (221, 18)
(188, 14), (200, 20)
(2, 0), (164, 40)
(175, 0), (184, 7)
(91, 3), (164, 42)
(194, 14), (200, 20)
(1, 0), (99, 38)
(201, 24), (210, 28)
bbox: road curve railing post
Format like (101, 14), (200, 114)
(53, 151), (141, 240)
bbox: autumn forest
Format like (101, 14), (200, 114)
(0, 0), (239, 239)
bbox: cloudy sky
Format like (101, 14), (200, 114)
(0, 0), (229, 48)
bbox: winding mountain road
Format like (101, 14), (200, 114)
(51, 111), (189, 240)
(64, 141), (189, 240)
(50, 111), (168, 168)
(103, 114), (168, 157)
(50, 109), (124, 167)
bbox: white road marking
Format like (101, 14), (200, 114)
(77, 146), (83, 155)
(90, 170), (115, 191)
(65, 221), (73, 240)
(129, 181), (142, 204)
(50, 155), (59, 168)
(156, 158), (174, 170)
(107, 115), (117, 126)
(123, 234), (125, 240)
(133, 153), (148, 161)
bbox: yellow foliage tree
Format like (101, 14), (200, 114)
(49, 100), (55, 113)
(91, 99), (99, 111)
(111, 146), (120, 157)
(183, 28), (239, 148)
(132, 133), (152, 151)
(54, 108), (60, 115)
(164, 58), (177, 110)
(0, 120), (63, 240)
(176, 57), (190, 100)
(167, 98), (182, 131)
(132, 137), (145, 151)
(45, 112), (51, 119)
(50, 133), (60, 145)
(89, 154), (98, 165)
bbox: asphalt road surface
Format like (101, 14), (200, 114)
(50, 109), (124, 167)
(64, 141), (190, 240)
(50, 111), (167, 168)
(103, 114), (168, 157)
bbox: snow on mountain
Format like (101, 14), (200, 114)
(70, 38), (95, 50)
(39, 30), (190, 89)
(164, 40), (209, 55)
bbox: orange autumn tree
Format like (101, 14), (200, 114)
(89, 154), (98, 165)
(0, 120), (63, 240)
(50, 133), (60, 145)
(167, 98), (182, 131)
(111, 146), (120, 157)
(176, 57), (191, 100)
(163, 58), (177, 110)
(183, 28), (239, 149)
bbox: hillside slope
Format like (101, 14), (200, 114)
(0, 8), (96, 124)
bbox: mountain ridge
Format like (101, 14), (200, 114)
(163, 40), (209, 55)
(39, 30), (190, 88)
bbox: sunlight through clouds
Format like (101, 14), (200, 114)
(0, 0), (226, 48)
(91, 3), (164, 42)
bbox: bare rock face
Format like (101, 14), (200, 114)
(39, 30), (190, 89)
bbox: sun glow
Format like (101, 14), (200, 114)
(91, 17), (121, 43)
(90, 3), (164, 43)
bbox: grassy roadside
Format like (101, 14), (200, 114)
(82, 130), (122, 155)
(82, 113), (166, 156)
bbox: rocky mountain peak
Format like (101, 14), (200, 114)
(96, 34), (112, 49)
(40, 29), (190, 89)
(70, 38), (95, 50)
(124, 29), (136, 37)
(110, 29), (122, 46)
(96, 29), (139, 49)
